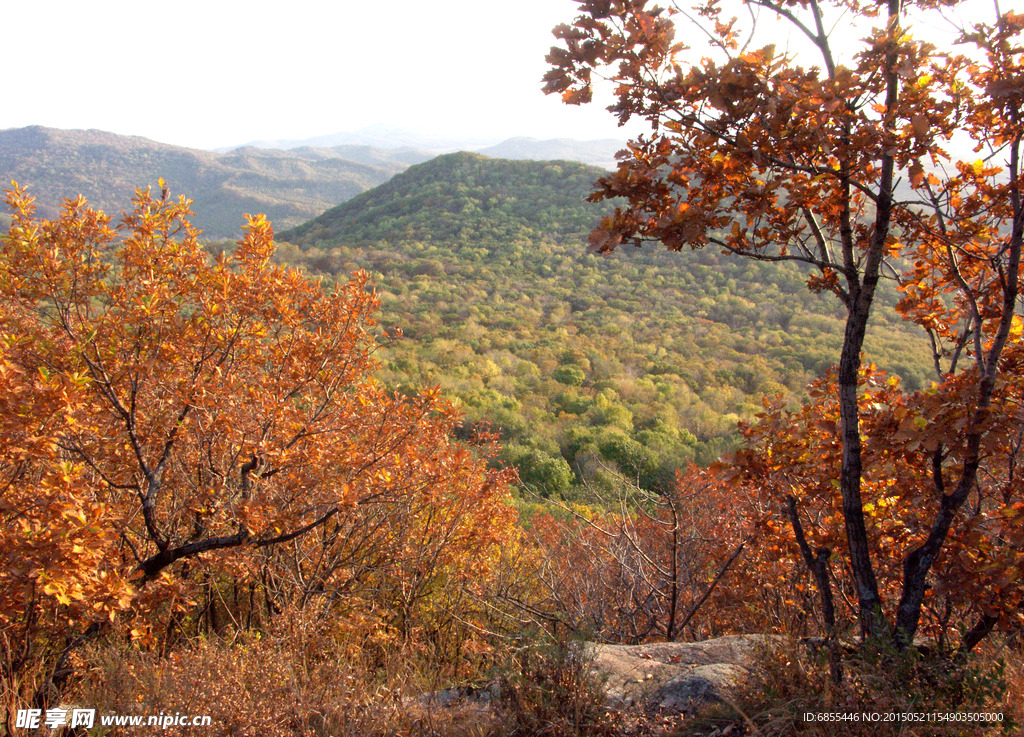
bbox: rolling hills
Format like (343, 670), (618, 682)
(0, 126), (430, 238)
(278, 152), (934, 499)
(1, 126), (626, 240)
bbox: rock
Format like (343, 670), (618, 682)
(407, 635), (770, 719)
(653, 663), (748, 711)
(586, 634), (770, 713)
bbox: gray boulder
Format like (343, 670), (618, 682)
(586, 634), (770, 712)
(407, 634), (770, 718)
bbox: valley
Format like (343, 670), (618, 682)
(276, 151), (934, 500)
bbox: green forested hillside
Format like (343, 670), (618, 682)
(280, 153), (933, 500)
(283, 152), (607, 246)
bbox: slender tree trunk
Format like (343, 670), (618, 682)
(837, 292), (887, 639)
(787, 496), (842, 683)
(833, 0), (902, 641)
(666, 518), (679, 641)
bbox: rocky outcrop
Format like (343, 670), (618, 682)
(408, 635), (771, 719)
(586, 634), (771, 712)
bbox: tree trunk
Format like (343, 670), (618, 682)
(837, 296), (887, 639)
(833, 0), (901, 641)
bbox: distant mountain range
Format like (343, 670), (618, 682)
(0, 126), (432, 239)
(229, 125), (626, 169)
(477, 137), (623, 169)
(0, 126), (626, 239)
(221, 125), (504, 153)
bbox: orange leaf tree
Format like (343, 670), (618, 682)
(545, 0), (1023, 647)
(0, 185), (514, 691)
(737, 361), (1024, 651)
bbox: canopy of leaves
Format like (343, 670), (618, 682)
(0, 184), (515, 684)
(278, 153), (932, 501)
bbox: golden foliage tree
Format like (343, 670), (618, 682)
(545, 0), (1023, 646)
(0, 185), (514, 705)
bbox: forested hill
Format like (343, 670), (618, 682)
(277, 153), (935, 501)
(0, 126), (429, 238)
(281, 152), (609, 246)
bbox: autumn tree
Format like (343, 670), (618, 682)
(739, 362), (1024, 652)
(545, 0), (1023, 647)
(0, 185), (514, 706)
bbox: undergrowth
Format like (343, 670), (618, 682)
(685, 636), (1022, 737)
(66, 625), (635, 737)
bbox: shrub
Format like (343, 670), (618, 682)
(701, 637), (1021, 737)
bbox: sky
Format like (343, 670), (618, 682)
(2, 0), (1003, 152)
(3, 0), (638, 151)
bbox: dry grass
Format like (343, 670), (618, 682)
(489, 639), (628, 737)
(70, 625), (641, 737)
(65, 627), (1024, 737)
(36, 593), (1024, 737)
(997, 639), (1024, 728)
(678, 635), (1022, 737)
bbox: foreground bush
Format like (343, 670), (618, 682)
(698, 637), (1022, 737)
(0, 184), (514, 719)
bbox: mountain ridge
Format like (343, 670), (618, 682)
(1, 126), (625, 239)
(0, 126), (420, 238)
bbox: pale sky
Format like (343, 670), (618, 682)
(3, 0), (636, 150)
(1, 0), (1003, 152)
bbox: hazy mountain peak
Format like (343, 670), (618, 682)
(0, 125), (411, 239)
